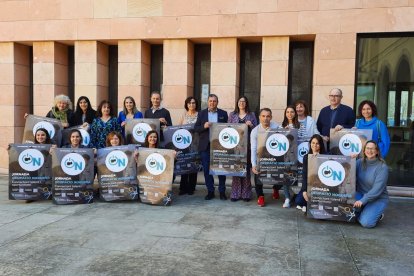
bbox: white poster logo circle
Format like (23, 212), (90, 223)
(79, 129), (91, 146)
(318, 160), (345, 187)
(218, 127), (240, 149)
(33, 121), (55, 138)
(145, 153), (167, 176)
(133, 123), (152, 143)
(297, 142), (309, 164)
(61, 153), (85, 176)
(266, 134), (289, 156)
(18, 149), (44, 171)
(339, 133), (362, 156)
(172, 129), (192, 149)
(105, 150), (128, 172)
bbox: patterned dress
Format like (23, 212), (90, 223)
(90, 117), (122, 149)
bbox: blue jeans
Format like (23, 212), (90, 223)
(295, 191), (307, 207)
(356, 192), (388, 228)
(282, 184), (290, 200)
(201, 150), (226, 193)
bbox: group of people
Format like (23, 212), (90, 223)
(26, 87), (390, 228)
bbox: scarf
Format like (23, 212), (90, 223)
(51, 106), (68, 123)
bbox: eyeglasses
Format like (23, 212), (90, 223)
(329, 95), (342, 98)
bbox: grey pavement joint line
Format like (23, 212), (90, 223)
(296, 212), (303, 276)
(338, 225), (362, 276)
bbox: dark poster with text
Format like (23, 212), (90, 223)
(125, 119), (160, 146)
(23, 115), (63, 146)
(330, 129), (372, 157)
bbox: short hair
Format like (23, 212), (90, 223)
(123, 96), (138, 115)
(96, 100), (115, 118)
(54, 94), (73, 110)
(144, 130), (159, 148)
(208, 94), (218, 102)
(357, 100), (378, 118)
(68, 129), (83, 145)
(34, 128), (52, 144)
(259, 108), (272, 115)
(150, 91), (162, 99)
(106, 131), (124, 147)
(294, 100), (309, 117)
(233, 96), (251, 114)
(308, 134), (326, 154)
(362, 140), (385, 168)
(184, 96), (198, 111)
(330, 88), (343, 96)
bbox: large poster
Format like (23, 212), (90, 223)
(296, 138), (310, 189)
(97, 145), (139, 202)
(22, 115), (63, 146)
(161, 124), (200, 175)
(51, 148), (95, 204)
(307, 154), (356, 222)
(125, 119), (160, 146)
(137, 148), (175, 206)
(209, 123), (248, 177)
(330, 128), (372, 157)
(61, 126), (91, 147)
(257, 128), (298, 185)
(8, 144), (52, 200)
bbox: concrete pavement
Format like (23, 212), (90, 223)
(0, 174), (413, 276)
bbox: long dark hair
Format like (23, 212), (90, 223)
(282, 105), (300, 128)
(97, 100), (115, 118)
(34, 128), (52, 144)
(144, 130), (159, 148)
(357, 100), (378, 119)
(123, 96), (138, 115)
(233, 96), (251, 114)
(74, 96), (96, 124)
(308, 134), (326, 154)
(68, 129), (83, 146)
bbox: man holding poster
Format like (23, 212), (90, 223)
(194, 94), (228, 200)
(251, 108), (280, 207)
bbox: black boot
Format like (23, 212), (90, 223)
(205, 191), (215, 200)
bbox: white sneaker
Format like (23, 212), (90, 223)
(296, 205), (302, 210)
(302, 206), (306, 212)
(283, 199), (290, 208)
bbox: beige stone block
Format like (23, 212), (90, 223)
(260, 85), (288, 111)
(28, 0), (61, 20)
(97, 64), (109, 87)
(211, 62), (238, 86)
(257, 12), (299, 36)
(211, 38), (238, 62)
(262, 37), (289, 61)
(363, 0), (408, 8)
(410, 0), (414, 5)
(277, 0), (318, 11)
(75, 85), (98, 108)
(14, 44), (31, 66)
(299, 11), (341, 34)
(144, 16), (182, 39)
(97, 85), (109, 104)
(315, 33), (356, 60)
(33, 84), (55, 106)
(110, 18), (147, 40)
(312, 85), (355, 111)
(162, 0), (199, 16)
(163, 85), (189, 109)
(218, 14), (257, 37)
(60, 0), (94, 19)
(14, 64), (30, 86)
(55, 64), (68, 86)
(163, 62), (189, 86)
(55, 84), (68, 96)
(314, 59), (355, 86)
(119, 40), (147, 63)
(340, 8), (388, 33)
(142, 63), (151, 86)
(44, 20), (77, 40)
(127, 0), (162, 17)
(261, 60), (288, 86)
(75, 63), (97, 85)
(0, 85), (15, 104)
(237, 0), (278, 13)
(0, 127), (15, 144)
(118, 63), (142, 85)
(0, 43), (14, 64)
(14, 85), (31, 106)
(33, 42), (55, 63)
(75, 41), (97, 63)
(164, 40), (190, 63)
(13, 21), (46, 42)
(78, 19), (111, 40)
(0, 0), (29, 21)
(0, 22), (15, 42)
(34, 105), (53, 117)
(179, 15), (219, 38)
(210, 85), (238, 110)
(319, 0), (363, 10)
(93, 0), (127, 18)
(0, 64), (14, 84)
(386, 7), (414, 31)
(198, 0), (238, 15)
(33, 63), (54, 85)
(14, 105), (29, 127)
(168, 107), (186, 126)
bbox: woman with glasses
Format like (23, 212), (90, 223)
(178, 97), (199, 195)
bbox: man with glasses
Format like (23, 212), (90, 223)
(316, 88), (356, 145)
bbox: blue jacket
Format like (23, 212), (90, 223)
(117, 111), (143, 137)
(355, 116), (390, 158)
(316, 104), (355, 137)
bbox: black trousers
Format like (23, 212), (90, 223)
(179, 172), (198, 193)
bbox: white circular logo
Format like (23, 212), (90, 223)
(18, 149), (44, 171)
(266, 134), (290, 156)
(132, 123), (152, 143)
(297, 142), (309, 164)
(33, 121), (55, 138)
(145, 153), (166, 176)
(105, 150), (128, 172)
(318, 160), (346, 187)
(61, 153), (85, 176)
(218, 128), (240, 149)
(339, 134), (362, 156)
(79, 129), (90, 146)
(172, 129), (192, 149)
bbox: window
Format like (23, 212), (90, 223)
(194, 44), (211, 110)
(150, 45), (163, 95)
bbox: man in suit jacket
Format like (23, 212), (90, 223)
(194, 94), (229, 200)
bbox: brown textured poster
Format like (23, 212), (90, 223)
(307, 154), (356, 222)
(329, 128), (372, 157)
(209, 123), (248, 177)
(137, 148), (175, 206)
(125, 119), (160, 146)
(22, 115), (63, 146)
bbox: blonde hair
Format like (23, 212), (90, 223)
(53, 94), (73, 110)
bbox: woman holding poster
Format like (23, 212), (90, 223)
(106, 131), (124, 147)
(354, 141), (389, 228)
(90, 100), (122, 149)
(228, 96), (257, 202)
(117, 96), (143, 137)
(45, 95), (75, 129)
(295, 100), (319, 140)
(63, 129), (86, 149)
(73, 96), (96, 127)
